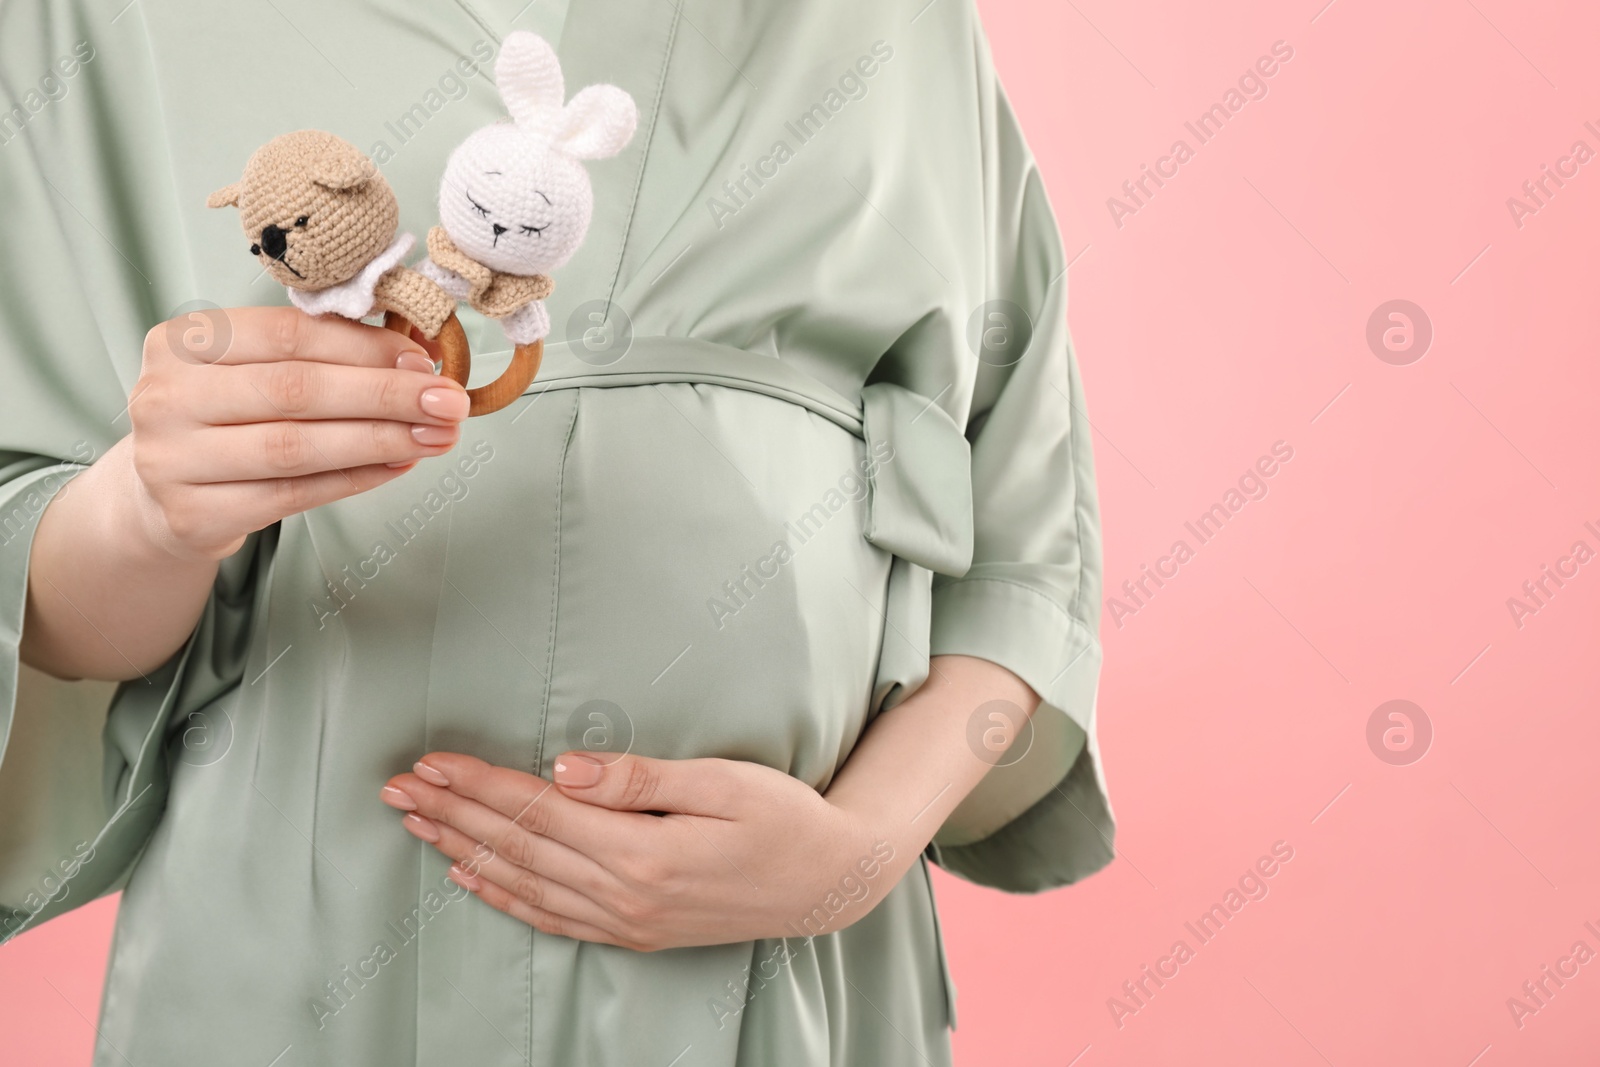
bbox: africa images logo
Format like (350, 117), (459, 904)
(704, 40), (895, 230)
(1105, 40), (1295, 228)
(0, 41), (96, 148)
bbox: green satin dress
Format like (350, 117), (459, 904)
(0, 1), (1114, 1063)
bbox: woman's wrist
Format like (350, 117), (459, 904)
(21, 438), (221, 679)
(821, 655), (1040, 899)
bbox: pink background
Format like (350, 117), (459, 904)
(4, 0), (1599, 1063)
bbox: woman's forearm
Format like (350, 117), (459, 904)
(20, 307), (470, 682)
(20, 437), (219, 681)
(824, 654), (1040, 862)
(381, 654), (1046, 951)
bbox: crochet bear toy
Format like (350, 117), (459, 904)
(207, 130), (457, 343)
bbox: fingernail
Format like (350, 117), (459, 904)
(553, 752), (603, 788)
(402, 813), (440, 843)
(380, 786), (417, 811)
(414, 760), (450, 787)
(411, 424), (458, 446)
(396, 351), (436, 374)
(385, 460), (417, 470)
(420, 387), (469, 421)
(448, 863), (481, 891)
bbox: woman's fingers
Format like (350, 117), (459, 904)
(390, 317), (447, 367)
(189, 360), (466, 427)
(447, 862), (632, 949)
(398, 813), (628, 937)
(383, 775), (617, 901)
(161, 464), (413, 544)
(550, 751), (751, 817)
(400, 753), (653, 860)
(163, 419), (458, 482)
(128, 306), (472, 561)
(156, 305), (427, 371)
(380, 773), (661, 948)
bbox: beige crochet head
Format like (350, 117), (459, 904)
(207, 130), (399, 292)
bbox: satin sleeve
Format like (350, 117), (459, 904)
(0, 9), (269, 940)
(923, 19), (1116, 893)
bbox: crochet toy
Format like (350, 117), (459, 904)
(412, 30), (638, 413)
(206, 130), (468, 369)
(207, 32), (634, 417)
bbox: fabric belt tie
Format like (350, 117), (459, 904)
(520, 333), (975, 581)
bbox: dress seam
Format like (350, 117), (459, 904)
(415, 481), (460, 1065)
(528, 389), (580, 1063)
(598, 0), (682, 309)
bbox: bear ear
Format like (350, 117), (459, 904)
(496, 30), (565, 134)
(206, 182), (242, 209)
(552, 85), (637, 161)
(309, 135), (378, 191)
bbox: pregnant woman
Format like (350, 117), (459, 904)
(0, 1), (1113, 1063)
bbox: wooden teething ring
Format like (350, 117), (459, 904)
(383, 310), (544, 417)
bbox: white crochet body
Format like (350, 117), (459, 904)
(287, 233), (414, 320)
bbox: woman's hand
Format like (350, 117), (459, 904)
(379, 752), (899, 951)
(126, 305), (468, 560)
(379, 656), (1041, 950)
(22, 306), (469, 681)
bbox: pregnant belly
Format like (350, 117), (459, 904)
(111, 380), (901, 1065)
(535, 382), (894, 787)
(256, 380), (895, 796)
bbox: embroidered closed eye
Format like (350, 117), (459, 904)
(518, 191), (553, 236)
(466, 191), (491, 218)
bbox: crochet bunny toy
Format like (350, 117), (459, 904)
(412, 30), (637, 412)
(208, 131), (462, 352)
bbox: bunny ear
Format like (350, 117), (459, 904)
(496, 30), (566, 134)
(551, 84), (638, 160)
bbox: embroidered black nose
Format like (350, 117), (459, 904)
(491, 223), (507, 236)
(260, 224), (289, 259)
